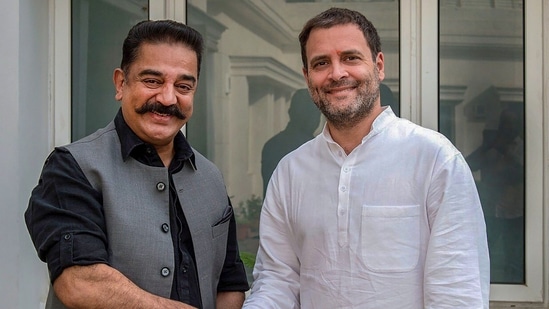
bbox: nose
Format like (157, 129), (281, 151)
(329, 61), (348, 81)
(156, 84), (177, 105)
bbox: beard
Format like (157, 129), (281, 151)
(308, 67), (380, 130)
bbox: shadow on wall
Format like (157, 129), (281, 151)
(466, 102), (525, 284)
(380, 83), (398, 116)
(261, 89), (322, 197)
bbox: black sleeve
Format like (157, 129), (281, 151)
(216, 198), (250, 292)
(24, 147), (110, 283)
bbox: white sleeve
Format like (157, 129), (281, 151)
(243, 171), (301, 309)
(424, 153), (490, 309)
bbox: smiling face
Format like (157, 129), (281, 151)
(303, 24), (385, 130)
(114, 42), (198, 149)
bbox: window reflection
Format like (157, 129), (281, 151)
(439, 0), (525, 284)
(261, 89), (321, 196)
(71, 0), (148, 140)
(187, 0), (399, 283)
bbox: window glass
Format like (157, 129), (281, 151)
(439, 0), (525, 284)
(187, 0), (400, 283)
(71, 0), (149, 140)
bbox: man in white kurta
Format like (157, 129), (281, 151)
(245, 107), (489, 308)
(244, 7), (489, 309)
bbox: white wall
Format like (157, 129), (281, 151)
(0, 0), (51, 308)
(0, 0), (21, 305)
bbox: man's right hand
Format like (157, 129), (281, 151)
(53, 264), (197, 309)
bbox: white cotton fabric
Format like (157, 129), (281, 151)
(243, 107), (490, 309)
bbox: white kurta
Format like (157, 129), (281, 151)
(244, 107), (490, 309)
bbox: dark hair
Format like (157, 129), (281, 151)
(298, 7), (381, 70)
(120, 20), (204, 78)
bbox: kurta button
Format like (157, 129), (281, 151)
(161, 223), (170, 233)
(63, 234), (71, 240)
(161, 267), (170, 277)
(156, 182), (166, 191)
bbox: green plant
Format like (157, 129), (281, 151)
(233, 195), (262, 277)
(240, 251), (256, 269)
(235, 194), (263, 225)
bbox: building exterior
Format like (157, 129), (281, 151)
(1, 0), (548, 308)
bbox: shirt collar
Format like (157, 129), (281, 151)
(114, 109), (196, 170)
(369, 106), (398, 136)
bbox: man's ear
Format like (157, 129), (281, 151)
(376, 52), (385, 81)
(113, 68), (125, 101)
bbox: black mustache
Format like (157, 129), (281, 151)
(136, 102), (185, 120)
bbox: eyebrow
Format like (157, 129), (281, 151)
(339, 49), (366, 58)
(138, 69), (197, 85)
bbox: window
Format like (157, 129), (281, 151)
(439, 0), (525, 285)
(187, 0), (400, 283)
(434, 0), (543, 302)
(71, 0), (149, 140)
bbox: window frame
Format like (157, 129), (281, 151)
(407, 0), (544, 302)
